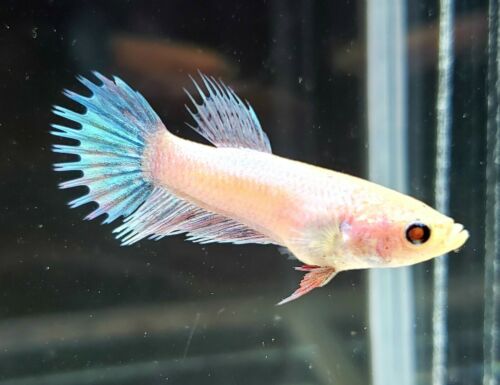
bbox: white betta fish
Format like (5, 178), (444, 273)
(52, 73), (469, 304)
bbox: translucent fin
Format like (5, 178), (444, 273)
(277, 266), (337, 305)
(185, 73), (272, 153)
(113, 188), (275, 246)
(51, 72), (164, 224)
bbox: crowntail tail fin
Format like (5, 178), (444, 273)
(51, 72), (164, 224)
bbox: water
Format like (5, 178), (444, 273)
(1, 2), (496, 385)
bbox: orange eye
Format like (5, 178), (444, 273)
(405, 222), (431, 245)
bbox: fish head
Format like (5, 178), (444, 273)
(342, 198), (469, 268)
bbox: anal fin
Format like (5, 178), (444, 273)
(277, 266), (337, 305)
(113, 187), (276, 246)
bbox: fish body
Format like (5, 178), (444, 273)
(148, 134), (457, 270)
(52, 73), (469, 304)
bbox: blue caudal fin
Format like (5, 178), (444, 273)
(51, 72), (164, 224)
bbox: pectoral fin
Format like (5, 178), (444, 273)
(277, 265), (337, 305)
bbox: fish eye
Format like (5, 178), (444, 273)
(405, 222), (431, 245)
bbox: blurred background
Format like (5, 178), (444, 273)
(0, 1), (497, 385)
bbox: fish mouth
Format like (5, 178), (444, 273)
(449, 223), (469, 252)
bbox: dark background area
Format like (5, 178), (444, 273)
(0, 1), (493, 385)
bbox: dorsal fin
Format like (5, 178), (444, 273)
(184, 73), (272, 153)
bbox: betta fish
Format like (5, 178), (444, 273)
(51, 73), (469, 304)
